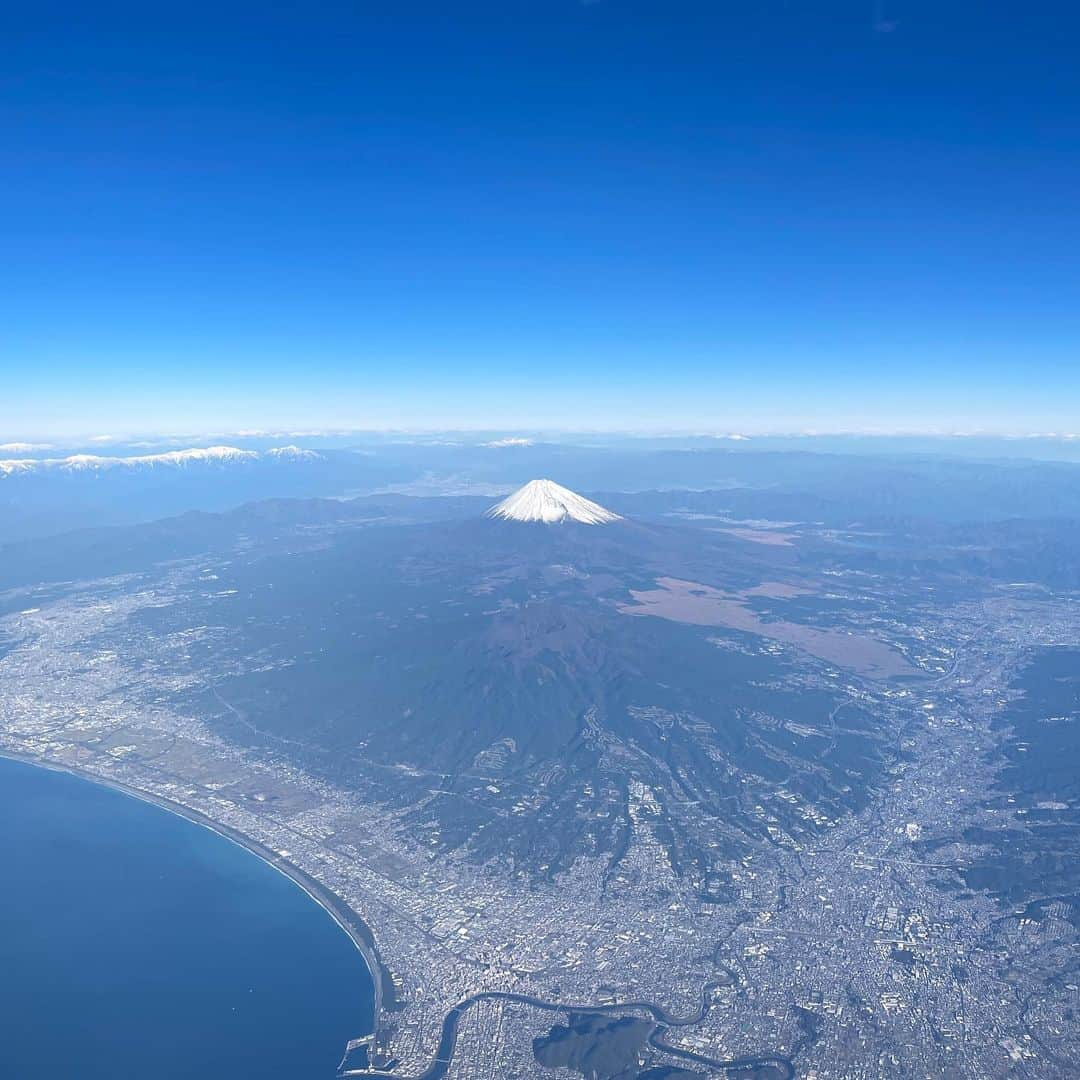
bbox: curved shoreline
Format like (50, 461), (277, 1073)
(1, 750), (792, 1080)
(0, 750), (391, 1039)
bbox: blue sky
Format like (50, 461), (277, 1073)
(3, 1), (1079, 436)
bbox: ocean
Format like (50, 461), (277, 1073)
(0, 755), (373, 1079)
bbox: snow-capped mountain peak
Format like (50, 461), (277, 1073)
(265, 445), (323, 461)
(486, 479), (621, 525)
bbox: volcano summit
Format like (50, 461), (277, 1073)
(486, 479), (621, 525)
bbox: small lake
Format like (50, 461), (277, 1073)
(0, 755), (373, 1079)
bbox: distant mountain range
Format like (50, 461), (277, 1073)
(0, 444), (415, 543)
(0, 444), (321, 476)
(4, 437), (1080, 547)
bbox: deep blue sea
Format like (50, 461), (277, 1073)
(0, 755), (374, 1079)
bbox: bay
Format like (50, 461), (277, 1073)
(0, 755), (373, 1079)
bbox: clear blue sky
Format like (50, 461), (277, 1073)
(3, 1), (1078, 436)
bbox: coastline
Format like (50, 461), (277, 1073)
(0, 748), (395, 1040)
(0, 748), (802, 1079)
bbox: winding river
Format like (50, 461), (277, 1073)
(352, 986), (793, 1079)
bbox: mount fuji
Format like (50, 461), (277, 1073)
(486, 479), (621, 525)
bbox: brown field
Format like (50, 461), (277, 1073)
(618, 577), (919, 680)
(741, 581), (812, 599)
(715, 527), (796, 546)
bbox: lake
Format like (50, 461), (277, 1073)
(0, 755), (374, 1079)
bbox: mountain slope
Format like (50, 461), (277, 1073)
(152, 509), (890, 883)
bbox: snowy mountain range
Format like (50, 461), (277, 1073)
(0, 445), (321, 477)
(486, 479), (621, 524)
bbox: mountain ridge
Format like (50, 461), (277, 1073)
(0, 445), (321, 477)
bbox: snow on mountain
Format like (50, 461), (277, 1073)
(485, 479), (621, 525)
(0, 459), (37, 477)
(0, 442), (53, 454)
(0, 445), (323, 477)
(135, 446), (261, 467)
(265, 445), (323, 461)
